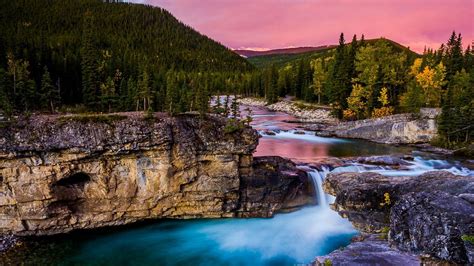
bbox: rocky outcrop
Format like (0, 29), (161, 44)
(323, 171), (474, 264)
(314, 234), (420, 266)
(0, 113), (314, 236)
(314, 110), (440, 144)
(266, 101), (337, 123)
(238, 97), (338, 123)
(240, 156), (315, 217)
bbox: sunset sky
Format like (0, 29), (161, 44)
(132, 0), (473, 53)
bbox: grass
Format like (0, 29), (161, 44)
(461, 235), (474, 245)
(58, 114), (127, 125)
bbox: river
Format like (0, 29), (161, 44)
(4, 105), (473, 265)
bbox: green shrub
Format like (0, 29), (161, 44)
(324, 259), (333, 266)
(461, 235), (474, 245)
(224, 118), (243, 134)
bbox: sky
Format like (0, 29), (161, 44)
(130, 0), (473, 53)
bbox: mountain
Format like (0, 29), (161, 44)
(0, 0), (253, 105)
(242, 38), (419, 68)
(234, 46), (337, 58)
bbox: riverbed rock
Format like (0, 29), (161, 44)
(315, 112), (439, 144)
(324, 171), (474, 264)
(313, 234), (420, 266)
(261, 130), (277, 136)
(267, 101), (338, 123)
(0, 113), (314, 236)
(239, 156), (315, 217)
(238, 97), (338, 123)
(353, 155), (411, 167)
(390, 191), (474, 264)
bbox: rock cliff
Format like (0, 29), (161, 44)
(314, 110), (439, 144)
(322, 171), (474, 264)
(0, 113), (314, 236)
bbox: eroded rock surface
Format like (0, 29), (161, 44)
(240, 156), (315, 217)
(323, 171), (474, 264)
(314, 111), (439, 144)
(314, 234), (420, 266)
(0, 113), (314, 236)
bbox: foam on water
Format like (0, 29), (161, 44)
(261, 130), (348, 144)
(65, 205), (356, 265)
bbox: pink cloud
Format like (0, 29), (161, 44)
(143, 0), (473, 53)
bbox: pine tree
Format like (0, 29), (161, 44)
(138, 69), (152, 111)
(0, 68), (12, 117)
(165, 73), (179, 115)
(7, 56), (36, 111)
(360, 34), (366, 47)
(223, 94), (230, 117)
(231, 94), (240, 118)
(265, 64), (279, 103)
(444, 31), (464, 80)
(196, 81), (209, 116)
(328, 33), (353, 116)
(81, 11), (99, 108)
(100, 77), (117, 113)
(40, 66), (61, 113)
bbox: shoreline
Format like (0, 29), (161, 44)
(238, 97), (338, 124)
(239, 97), (457, 156)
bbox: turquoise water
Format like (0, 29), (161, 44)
(8, 206), (356, 265)
(64, 207), (356, 265)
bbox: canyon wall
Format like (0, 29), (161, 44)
(0, 113), (314, 236)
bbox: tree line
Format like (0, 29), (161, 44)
(0, 0), (252, 115)
(238, 32), (473, 146)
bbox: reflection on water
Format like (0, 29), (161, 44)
(246, 105), (413, 160)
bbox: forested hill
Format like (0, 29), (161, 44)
(0, 0), (252, 111)
(244, 38), (419, 68)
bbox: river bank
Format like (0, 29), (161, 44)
(316, 170), (474, 265)
(238, 97), (338, 124)
(239, 97), (448, 149)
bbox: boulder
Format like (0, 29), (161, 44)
(239, 156), (316, 217)
(323, 171), (474, 264)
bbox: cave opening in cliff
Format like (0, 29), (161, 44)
(49, 172), (91, 216)
(54, 172), (91, 188)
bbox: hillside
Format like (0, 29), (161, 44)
(235, 46), (336, 58)
(243, 38), (419, 68)
(0, 0), (253, 107)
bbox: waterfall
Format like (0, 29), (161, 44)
(308, 170), (328, 206)
(302, 156), (473, 208)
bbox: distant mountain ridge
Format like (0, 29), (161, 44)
(234, 45), (337, 58)
(238, 38), (418, 68)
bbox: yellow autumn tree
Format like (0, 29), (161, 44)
(415, 62), (446, 107)
(346, 84), (371, 119)
(372, 87), (394, 118)
(410, 58), (423, 77)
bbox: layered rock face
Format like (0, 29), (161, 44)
(323, 171), (474, 264)
(0, 113), (314, 236)
(315, 110), (439, 144)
